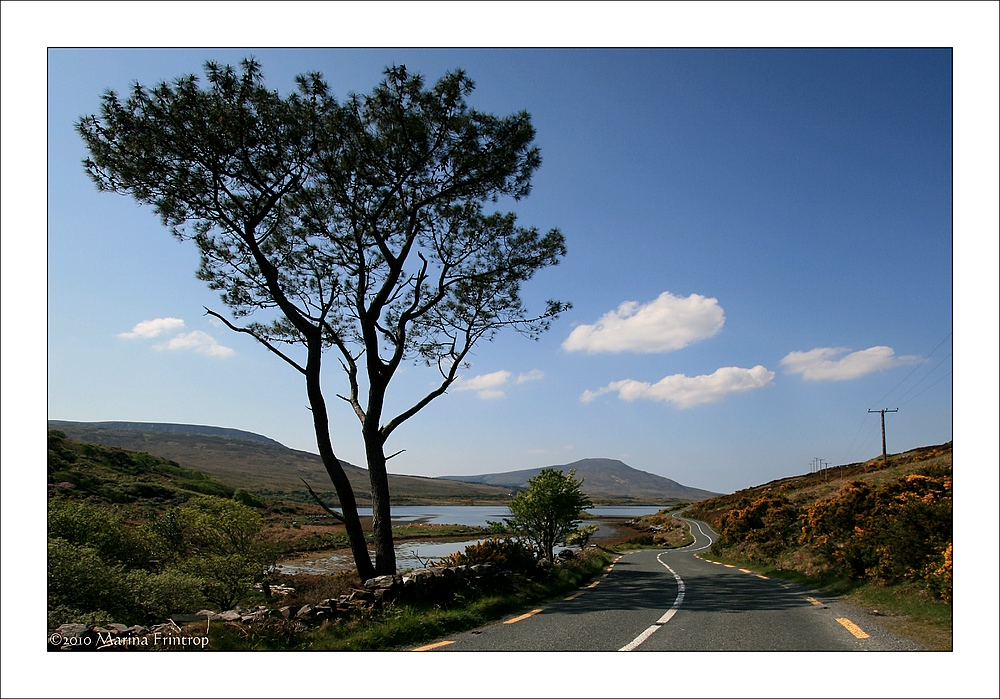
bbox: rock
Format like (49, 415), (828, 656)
(295, 604), (314, 619)
(217, 610), (241, 622)
(363, 574), (397, 590)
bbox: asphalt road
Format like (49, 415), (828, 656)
(412, 518), (920, 652)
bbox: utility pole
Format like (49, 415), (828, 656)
(868, 408), (899, 465)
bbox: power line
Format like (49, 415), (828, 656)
(873, 331), (952, 407)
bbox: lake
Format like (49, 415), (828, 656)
(276, 505), (666, 575)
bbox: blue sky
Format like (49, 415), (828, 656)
(41, 46), (964, 494)
(3, 2), (998, 695)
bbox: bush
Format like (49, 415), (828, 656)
(714, 494), (800, 562)
(48, 500), (165, 570)
(47, 538), (131, 623)
(126, 567), (207, 621)
(799, 473), (952, 597)
(436, 538), (537, 574)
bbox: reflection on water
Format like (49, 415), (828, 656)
(277, 505), (666, 575)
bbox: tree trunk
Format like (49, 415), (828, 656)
(305, 345), (375, 581)
(365, 431), (396, 576)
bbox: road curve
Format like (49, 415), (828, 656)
(412, 518), (919, 652)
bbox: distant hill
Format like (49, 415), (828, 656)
(439, 458), (720, 504)
(47, 420), (513, 505)
(48, 420), (285, 447)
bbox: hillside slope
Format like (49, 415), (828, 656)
(440, 457), (719, 503)
(47, 421), (513, 505)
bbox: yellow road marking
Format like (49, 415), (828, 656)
(412, 640), (455, 651)
(806, 596), (824, 607)
(739, 568), (752, 573)
(756, 574), (769, 580)
(724, 564), (735, 568)
(588, 580), (601, 588)
(504, 609), (543, 624)
(564, 592), (583, 601)
(836, 618), (870, 639)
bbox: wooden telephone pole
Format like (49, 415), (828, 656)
(868, 408), (898, 465)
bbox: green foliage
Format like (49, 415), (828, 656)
(47, 499), (165, 569)
(496, 468), (593, 563)
(47, 537), (131, 622)
(48, 490), (277, 627)
(234, 488), (266, 508)
(124, 568), (207, 622)
(175, 496), (277, 609)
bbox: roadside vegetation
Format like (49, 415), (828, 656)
(686, 442), (953, 650)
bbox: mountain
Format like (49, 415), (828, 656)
(47, 420), (513, 505)
(439, 458), (720, 503)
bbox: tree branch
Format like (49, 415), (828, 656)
(203, 308), (306, 374)
(300, 478), (346, 523)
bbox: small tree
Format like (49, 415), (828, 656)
(78, 59), (569, 580)
(496, 468), (593, 563)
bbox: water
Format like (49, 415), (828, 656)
(357, 504), (666, 525)
(276, 505), (666, 575)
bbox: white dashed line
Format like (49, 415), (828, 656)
(619, 553), (685, 651)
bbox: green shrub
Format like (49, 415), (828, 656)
(47, 538), (131, 622)
(126, 567), (207, 621)
(234, 488), (266, 508)
(47, 499), (165, 569)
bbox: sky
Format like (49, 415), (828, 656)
(40, 45), (967, 496)
(4, 2), (999, 696)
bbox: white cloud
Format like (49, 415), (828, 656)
(780, 346), (921, 381)
(452, 370), (512, 399)
(154, 331), (235, 358)
(562, 291), (725, 354)
(118, 317), (185, 339)
(452, 368), (545, 399)
(581, 365), (775, 408)
(516, 369), (545, 384)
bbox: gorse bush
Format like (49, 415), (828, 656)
(799, 472), (952, 593)
(715, 493), (799, 562)
(435, 538), (537, 573)
(709, 461), (952, 602)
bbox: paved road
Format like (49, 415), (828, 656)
(412, 518), (920, 652)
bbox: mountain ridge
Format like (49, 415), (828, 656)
(47, 420), (718, 503)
